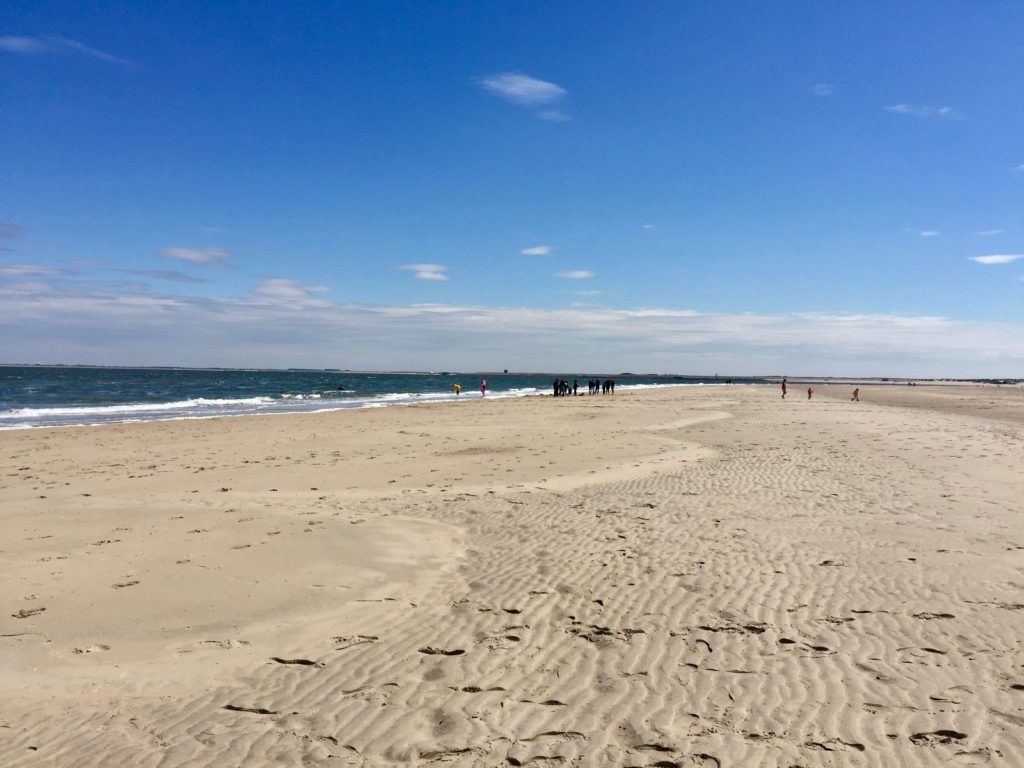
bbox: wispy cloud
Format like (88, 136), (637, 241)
(0, 223), (25, 239)
(0, 263), (60, 276)
(480, 72), (566, 105)
(976, 229), (1003, 236)
(905, 228), (941, 237)
(161, 247), (233, 267)
(479, 72), (569, 121)
(521, 245), (551, 256)
(812, 83), (833, 96)
(573, 290), (603, 296)
(401, 263), (448, 281)
(255, 278), (329, 302)
(556, 270), (594, 279)
(970, 254), (1023, 265)
(1016, 164), (1024, 172)
(0, 35), (130, 66)
(884, 104), (962, 119)
(642, 224), (655, 230)
(114, 269), (207, 284)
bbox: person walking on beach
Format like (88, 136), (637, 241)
(851, 387), (859, 402)
(480, 378), (487, 398)
(452, 383), (461, 396)
(781, 377), (788, 399)
(807, 386), (813, 399)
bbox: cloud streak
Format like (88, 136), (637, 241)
(970, 254), (1023, 265)
(114, 269), (207, 284)
(480, 73), (566, 105)
(479, 72), (569, 122)
(161, 247), (233, 267)
(521, 245), (551, 256)
(556, 270), (594, 279)
(884, 104), (962, 119)
(0, 264), (60, 276)
(401, 263), (448, 281)
(0, 35), (130, 66)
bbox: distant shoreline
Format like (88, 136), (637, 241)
(1, 362), (1018, 384)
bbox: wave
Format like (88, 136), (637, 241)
(0, 396), (277, 420)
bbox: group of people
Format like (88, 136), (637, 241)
(780, 377), (860, 401)
(552, 378), (616, 397)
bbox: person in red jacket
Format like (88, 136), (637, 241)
(781, 377), (788, 399)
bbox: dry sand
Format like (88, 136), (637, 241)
(1, 384), (1022, 766)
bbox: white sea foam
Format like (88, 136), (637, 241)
(0, 381), (728, 430)
(0, 396), (276, 419)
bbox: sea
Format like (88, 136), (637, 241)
(0, 366), (766, 430)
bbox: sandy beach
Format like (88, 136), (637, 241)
(2, 383), (1022, 767)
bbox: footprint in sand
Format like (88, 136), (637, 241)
(72, 644), (110, 654)
(12, 607), (45, 619)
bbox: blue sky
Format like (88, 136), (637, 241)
(2, 1), (1022, 375)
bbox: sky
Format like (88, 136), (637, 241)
(1, 1), (1022, 376)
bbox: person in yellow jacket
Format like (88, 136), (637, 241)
(451, 383), (461, 396)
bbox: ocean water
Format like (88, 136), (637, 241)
(0, 366), (766, 429)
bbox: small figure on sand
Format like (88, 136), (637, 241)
(781, 377), (788, 399)
(851, 387), (859, 402)
(807, 386), (813, 399)
(452, 383), (461, 396)
(480, 378), (487, 398)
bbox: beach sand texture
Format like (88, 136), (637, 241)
(1, 384), (1022, 767)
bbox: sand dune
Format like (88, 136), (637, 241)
(2, 384), (1022, 766)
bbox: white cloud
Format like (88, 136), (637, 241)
(480, 72), (566, 106)
(918, 230), (940, 237)
(573, 290), (602, 296)
(401, 263), (448, 281)
(161, 247), (233, 267)
(3, 279), (1024, 376)
(0, 35), (129, 66)
(0, 264), (59, 276)
(115, 269), (207, 284)
(642, 224), (655, 230)
(255, 278), (329, 301)
(521, 245), (551, 256)
(976, 229), (1003, 236)
(970, 254), (1023, 265)
(884, 104), (962, 119)
(556, 270), (594, 279)
(812, 83), (833, 96)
